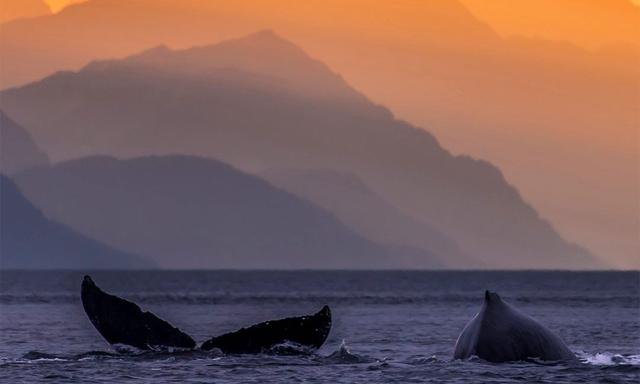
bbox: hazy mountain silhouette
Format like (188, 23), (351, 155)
(1, 32), (601, 269)
(0, 111), (49, 175)
(0, 30), (384, 163)
(0, 0), (499, 89)
(2, 0), (634, 86)
(1, 0), (634, 268)
(0, 0), (50, 24)
(461, 0), (640, 50)
(0, 175), (153, 269)
(13, 155), (436, 269)
(261, 168), (477, 268)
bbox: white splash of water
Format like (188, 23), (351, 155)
(578, 352), (640, 366)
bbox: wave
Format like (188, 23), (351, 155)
(405, 355), (444, 365)
(402, 351), (640, 367)
(19, 350), (117, 362)
(318, 340), (377, 364)
(11, 342), (374, 367)
(577, 352), (640, 366)
(267, 341), (316, 355)
(15, 349), (224, 363)
(2, 292), (637, 306)
(10, 348), (639, 373)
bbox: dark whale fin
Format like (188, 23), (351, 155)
(81, 275), (196, 351)
(454, 290), (576, 362)
(484, 290), (502, 305)
(201, 305), (332, 354)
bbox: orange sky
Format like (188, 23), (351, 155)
(44, 0), (84, 13)
(461, 0), (640, 50)
(41, 0), (640, 48)
(1, 0), (638, 268)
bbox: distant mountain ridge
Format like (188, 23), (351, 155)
(0, 175), (154, 269)
(0, 0), (50, 24)
(260, 168), (477, 268)
(115, 30), (368, 105)
(0, 111), (49, 175)
(0, 32), (601, 269)
(0, 0), (636, 268)
(13, 155), (440, 269)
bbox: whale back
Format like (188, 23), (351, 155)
(201, 305), (331, 354)
(454, 291), (576, 362)
(81, 275), (196, 350)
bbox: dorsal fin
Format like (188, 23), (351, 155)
(484, 290), (502, 304)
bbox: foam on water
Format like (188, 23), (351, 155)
(320, 340), (377, 364)
(578, 352), (640, 366)
(268, 340), (315, 355)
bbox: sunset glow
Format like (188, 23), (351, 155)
(0, 2), (638, 382)
(1, 0), (638, 270)
(44, 0), (84, 13)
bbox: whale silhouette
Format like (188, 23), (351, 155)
(454, 290), (576, 362)
(81, 276), (196, 350)
(201, 305), (331, 354)
(80, 275), (331, 353)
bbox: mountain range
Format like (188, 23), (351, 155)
(0, 175), (153, 269)
(0, 111), (50, 175)
(13, 155), (436, 269)
(1, 31), (601, 269)
(1, 0), (634, 267)
(260, 168), (476, 268)
(0, 0), (50, 24)
(460, 0), (640, 50)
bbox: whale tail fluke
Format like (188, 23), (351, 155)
(81, 275), (196, 351)
(81, 275), (331, 355)
(317, 305), (331, 319)
(201, 305), (332, 354)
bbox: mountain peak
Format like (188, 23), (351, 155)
(203, 29), (310, 60)
(238, 29), (302, 49)
(246, 29), (283, 41)
(130, 44), (172, 59)
(93, 30), (370, 105)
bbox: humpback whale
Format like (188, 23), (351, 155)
(81, 276), (196, 350)
(201, 306), (331, 354)
(81, 276), (331, 354)
(454, 291), (576, 363)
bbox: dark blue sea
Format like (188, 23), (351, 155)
(0, 271), (638, 383)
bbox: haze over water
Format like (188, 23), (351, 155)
(1, 271), (638, 383)
(1, 1), (639, 383)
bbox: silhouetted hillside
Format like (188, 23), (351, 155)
(0, 175), (153, 269)
(1, 0), (633, 268)
(0, 111), (49, 174)
(261, 168), (478, 268)
(2, 32), (601, 269)
(13, 155), (434, 269)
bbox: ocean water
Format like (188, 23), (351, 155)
(0, 271), (638, 383)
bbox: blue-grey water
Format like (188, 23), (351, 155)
(0, 271), (638, 383)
